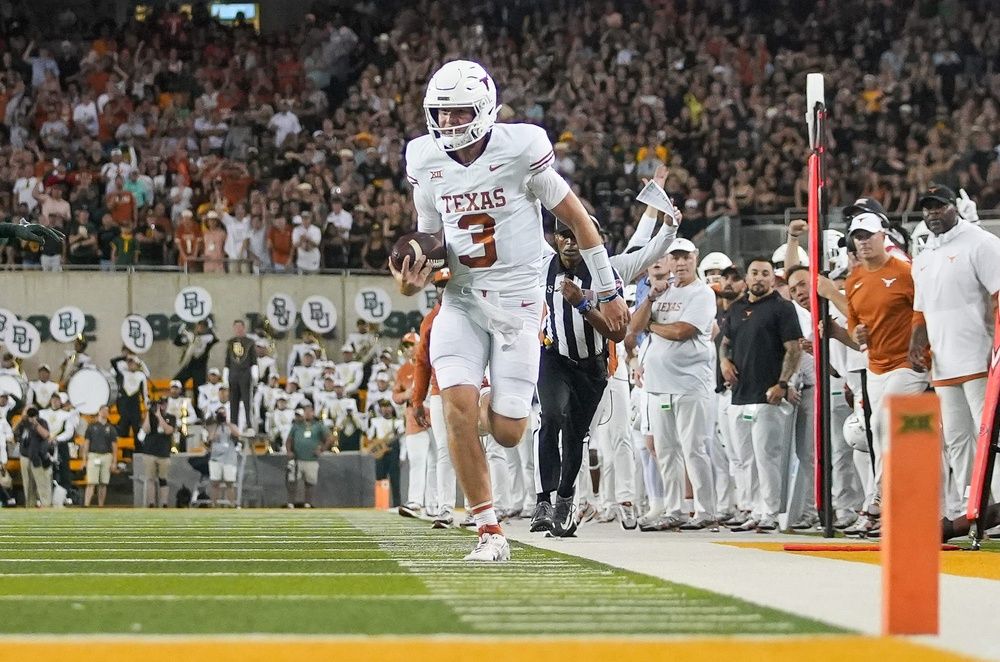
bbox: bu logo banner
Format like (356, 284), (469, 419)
(121, 315), (154, 354)
(355, 287), (393, 324)
(49, 306), (86, 343)
(0, 307), (16, 343)
(301, 295), (338, 334)
(267, 293), (296, 332)
(174, 286), (213, 323)
(7, 320), (41, 359)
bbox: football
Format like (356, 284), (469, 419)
(389, 232), (447, 272)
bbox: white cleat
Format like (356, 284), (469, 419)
(463, 532), (511, 562)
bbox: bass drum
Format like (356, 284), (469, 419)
(68, 368), (119, 415)
(0, 373), (27, 404)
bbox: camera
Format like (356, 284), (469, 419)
(215, 410), (228, 424)
(25, 407), (39, 419)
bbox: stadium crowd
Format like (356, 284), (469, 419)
(0, 0), (998, 271)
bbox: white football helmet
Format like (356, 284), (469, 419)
(423, 60), (500, 152)
(843, 412), (869, 453)
(697, 251), (733, 283)
(823, 229), (848, 277)
(911, 220), (931, 257)
(771, 242), (809, 268)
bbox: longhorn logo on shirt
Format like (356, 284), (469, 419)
(440, 188), (507, 213)
(881, 278), (897, 288)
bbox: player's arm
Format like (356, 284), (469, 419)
(524, 127), (627, 330)
(547, 192), (628, 331)
(392, 148), (440, 296)
(560, 279), (626, 343)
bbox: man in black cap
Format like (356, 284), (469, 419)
(843, 196), (909, 257)
(909, 184), (1000, 513)
(224, 319), (256, 433)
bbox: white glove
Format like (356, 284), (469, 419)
(957, 188), (979, 224)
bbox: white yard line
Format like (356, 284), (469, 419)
(503, 520), (1000, 661)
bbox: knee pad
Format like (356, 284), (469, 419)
(158, 478), (168, 488)
(491, 393), (530, 420)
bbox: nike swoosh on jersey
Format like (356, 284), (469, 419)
(489, 163), (506, 171)
(520, 300), (534, 308)
(853, 282), (863, 290)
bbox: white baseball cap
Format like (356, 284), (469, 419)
(208, 368), (221, 377)
(847, 212), (885, 236)
(667, 238), (697, 254)
(170, 380), (182, 388)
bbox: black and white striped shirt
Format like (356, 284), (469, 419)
(543, 254), (623, 362)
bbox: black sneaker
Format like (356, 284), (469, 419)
(529, 501), (555, 532)
(552, 495), (577, 537)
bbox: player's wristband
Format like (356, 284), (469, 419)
(575, 299), (593, 314)
(580, 244), (616, 293)
(597, 291), (620, 304)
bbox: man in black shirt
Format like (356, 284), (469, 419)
(224, 320), (256, 432)
(720, 257), (802, 532)
(96, 213), (120, 272)
(140, 398), (176, 507)
(82, 404), (118, 507)
(14, 408), (52, 507)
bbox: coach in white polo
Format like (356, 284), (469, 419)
(909, 185), (1000, 510)
(632, 240), (719, 530)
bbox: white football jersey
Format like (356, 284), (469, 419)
(405, 123), (559, 291)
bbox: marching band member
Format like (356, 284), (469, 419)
(27, 364), (60, 411)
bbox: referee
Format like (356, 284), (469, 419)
(532, 218), (626, 537)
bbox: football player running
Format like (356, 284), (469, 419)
(391, 60), (628, 561)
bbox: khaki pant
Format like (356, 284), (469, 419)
(143, 456), (171, 482)
(24, 462), (52, 507)
(86, 453), (113, 485)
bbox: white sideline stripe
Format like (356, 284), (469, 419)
(0, 548), (385, 553)
(0, 559), (398, 563)
(0, 572), (412, 577)
(0, 595), (443, 602)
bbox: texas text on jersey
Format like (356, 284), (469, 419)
(405, 123), (566, 292)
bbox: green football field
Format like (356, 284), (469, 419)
(0, 509), (840, 637)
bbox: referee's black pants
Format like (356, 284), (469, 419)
(536, 350), (608, 502)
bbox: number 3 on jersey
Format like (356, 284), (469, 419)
(457, 213), (498, 268)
